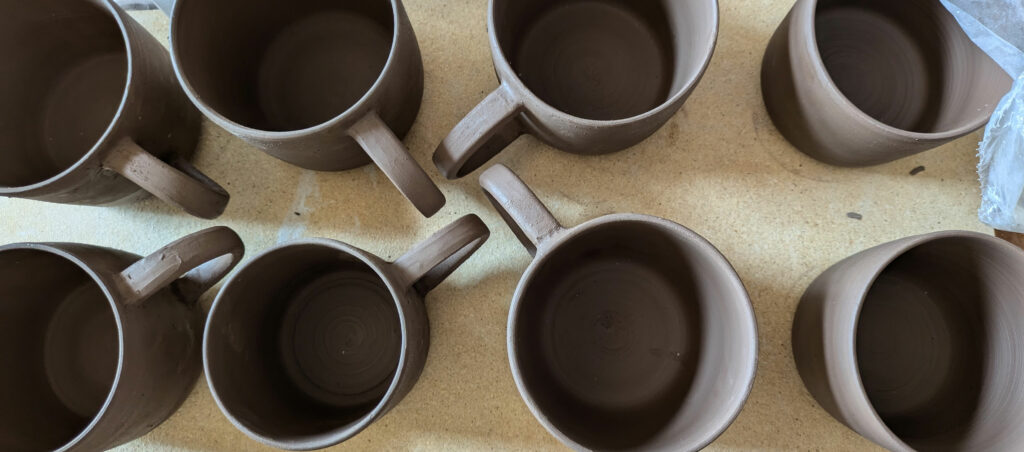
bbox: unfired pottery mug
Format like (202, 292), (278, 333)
(0, 227), (244, 451)
(479, 165), (757, 451)
(156, 0), (444, 217)
(0, 0), (229, 219)
(793, 231), (1024, 451)
(761, 0), (1013, 166)
(204, 215), (489, 450)
(433, 0), (719, 179)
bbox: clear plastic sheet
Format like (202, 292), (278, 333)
(941, 0), (1024, 231)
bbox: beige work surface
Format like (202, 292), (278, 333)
(0, 1), (994, 451)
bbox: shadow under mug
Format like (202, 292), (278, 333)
(761, 0), (1012, 167)
(156, 0), (444, 217)
(0, 0), (229, 219)
(479, 164), (757, 451)
(204, 215), (489, 450)
(794, 231), (1024, 451)
(0, 227), (244, 452)
(433, 0), (719, 179)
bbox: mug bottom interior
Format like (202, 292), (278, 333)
(0, 249), (118, 451)
(512, 0), (674, 121)
(279, 269), (402, 408)
(512, 221), (743, 449)
(855, 237), (1024, 449)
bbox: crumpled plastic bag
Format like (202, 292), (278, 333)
(941, 0), (1024, 231)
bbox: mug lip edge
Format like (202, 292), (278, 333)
(202, 237), (414, 450)
(486, 0), (721, 128)
(0, 0), (134, 195)
(793, 0), (1006, 141)
(505, 213), (758, 450)
(0, 242), (128, 452)
(840, 229), (1012, 450)
(167, 0), (408, 140)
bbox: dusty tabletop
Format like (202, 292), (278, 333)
(0, 1), (989, 451)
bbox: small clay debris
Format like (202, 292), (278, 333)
(847, 212), (863, 220)
(910, 166), (926, 176)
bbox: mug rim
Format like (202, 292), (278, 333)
(0, 0), (133, 195)
(838, 230), (1021, 450)
(486, 0), (720, 127)
(0, 243), (127, 452)
(793, 0), (998, 141)
(168, 0), (405, 140)
(203, 238), (413, 450)
(506, 213), (758, 451)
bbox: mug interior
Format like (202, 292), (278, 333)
(855, 237), (1024, 450)
(205, 243), (404, 445)
(174, 0), (396, 132)
(511, 220), (754, 450)
(493, 0), (716, 121)
(813, 0), (1008, 134)
(0, 249), (119, 451)
(0, 0), (127, 188)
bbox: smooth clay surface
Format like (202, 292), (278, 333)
(0, 2), (994, 451)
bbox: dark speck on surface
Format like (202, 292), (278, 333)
(910, 166), (926, 176)
(847, 212), (863, 220)
(294, 212), (301, 216)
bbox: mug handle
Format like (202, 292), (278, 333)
(103, 138), (230, 219)
(114, 226), (245, 306)
(392, 214), (490, 295)
(433, 83), (524, 180)
(478, 164), (564, 256)
(349, 111), (446, 217)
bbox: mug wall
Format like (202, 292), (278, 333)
(0, 0), (126, 188)
(0, 249), (116, 452)
(172, 0), (396, 132)
(205, 244), (395, 442)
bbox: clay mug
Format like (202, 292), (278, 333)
(0, 0), (229, 219)
(761, 0), (1013, 166)
(155, 0), (444, 217)
(0, 227), (244, 451)
(433, 0), (719, 179)
(793, 230), (1024, 451)
(204, 215), (489, 450)
(479, 164), (757, 450)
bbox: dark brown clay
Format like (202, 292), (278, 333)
(433, 0), (719, 179)
(162, 0), (444, 217)
(204, 215), (489, 450)
(0, 0), (229, 219)
(0, 227), (243, 452)
(761, 0), (1013, 167)
(793, 231), (1024, 451)
(479, 165), (757, 451)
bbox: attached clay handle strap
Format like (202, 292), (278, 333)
(478, 164), (563, 256)
(103, 138), (230, 219)
(433, 84), (524, 179)
(349, 111), (446, 217)
(115, 226), (244, 306)
(393, 214), (490, 295)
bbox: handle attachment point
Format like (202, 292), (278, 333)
(434, 84), (523, 179)
(479, 164), (563, 256)
(350, 111), (446, 217)
(393, 215), (490, 295)
(115, 226), (244, 306)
